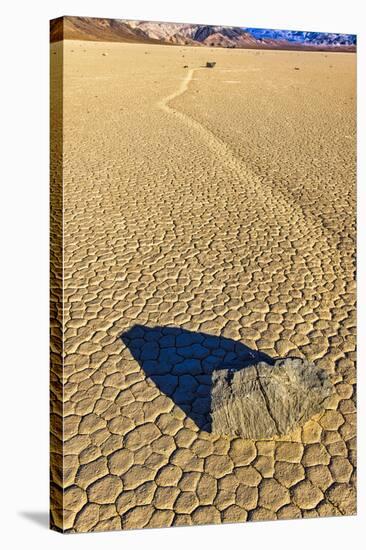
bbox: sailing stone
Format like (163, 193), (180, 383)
(211, 358), (333, 439)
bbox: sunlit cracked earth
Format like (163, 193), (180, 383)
(50, 39), (356, 532)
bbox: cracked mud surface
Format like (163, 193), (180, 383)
(50, 40), (356, 532)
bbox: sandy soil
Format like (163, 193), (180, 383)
(50, 39), (356, 532)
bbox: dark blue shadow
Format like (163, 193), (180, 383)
(121, 325), (275, 432)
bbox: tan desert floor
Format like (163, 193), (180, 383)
(50, 40), (356, 532)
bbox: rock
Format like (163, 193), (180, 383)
(206, 61), (216, 68)
(211, 358), (333, 439)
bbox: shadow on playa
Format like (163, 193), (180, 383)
(121, 325), (274, 432)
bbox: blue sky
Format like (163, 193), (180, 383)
(243, 28), (356, 43)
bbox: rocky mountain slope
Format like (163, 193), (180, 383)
(50, 16), (356, 52)
(50, 16), (164, 44)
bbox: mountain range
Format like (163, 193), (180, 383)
(50, 17), (356, 52)
(246, 28), (356, 47)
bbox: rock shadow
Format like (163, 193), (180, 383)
(121, 325), (275, 432)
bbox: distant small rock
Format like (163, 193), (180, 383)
(183, 65), (188, 68)
(102, 53), (107, 56)
(294, 67), (300, 70)
(211, 358), (333, 439)
(206, 61), (216, 68)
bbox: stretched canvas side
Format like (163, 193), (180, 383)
(50, 17), (65, 532)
